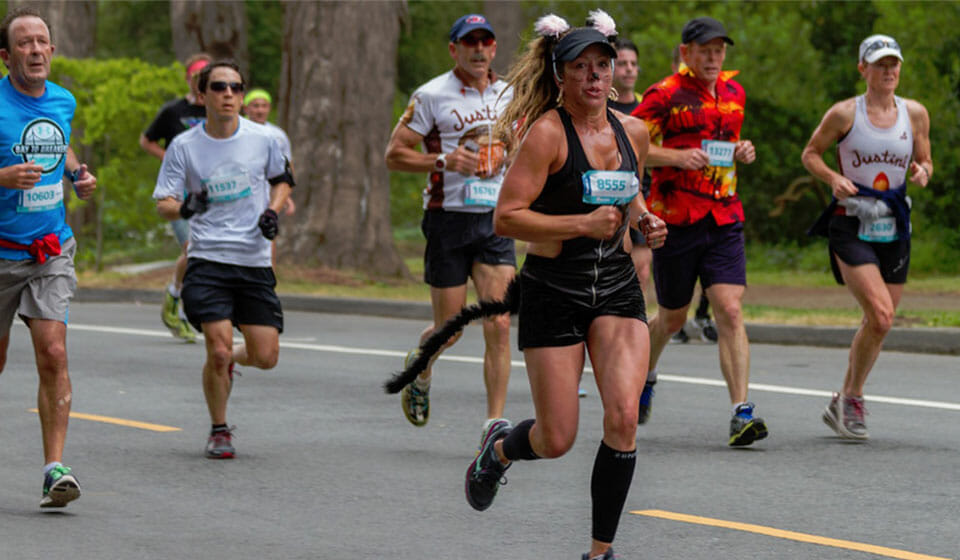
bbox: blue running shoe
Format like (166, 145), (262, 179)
(41, 464), (81, 508)
(729, 402), (768, 447)
(638, 379), (656, 425)
(465, 419), (512, 511)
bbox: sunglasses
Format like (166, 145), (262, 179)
(862, 38), (900, 60)
(459, 35), (495, 47)
(209, 81), (244, 93)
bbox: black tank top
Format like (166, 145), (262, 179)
(530, 106), (640, 263)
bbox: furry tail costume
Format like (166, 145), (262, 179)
(383, 277), (520, 394)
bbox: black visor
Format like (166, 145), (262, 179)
(553, 28), (618, 63)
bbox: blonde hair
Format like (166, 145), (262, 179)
(495, 34), (561, 150)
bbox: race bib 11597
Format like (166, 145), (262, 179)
(203, 172), (252, 203)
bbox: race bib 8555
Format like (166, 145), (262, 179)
(581, 170), (638, 205)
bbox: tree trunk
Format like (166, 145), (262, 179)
(483, 0), (528, 77)
(169, 0), (248, 76)
(10, 0), (97, 58)
(277, 1), (406, 276)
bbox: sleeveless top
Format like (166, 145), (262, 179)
(837, 95), (912, 193)
(530, 107), (640, 264)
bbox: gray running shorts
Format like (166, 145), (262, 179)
(0, 237), (77, 338)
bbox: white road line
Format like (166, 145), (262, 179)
(65, 322), (960, 412)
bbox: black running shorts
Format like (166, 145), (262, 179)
(518, 254), (646, 350)
(421, 209), (516, 288)
(828, 215), (910, 285)
(181, 258), (284, 333)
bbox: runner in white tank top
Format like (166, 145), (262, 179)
(801, 34), (932, 440)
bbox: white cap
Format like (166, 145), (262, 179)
(859, 34), (903, 64)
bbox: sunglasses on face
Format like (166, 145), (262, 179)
(862, 39), (900, 60)
(459, 35), (495, 47)
(209, 81), (244, 93)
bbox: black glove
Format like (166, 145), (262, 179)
(179, 190), (209, 219)
(258, 208), (279, 240)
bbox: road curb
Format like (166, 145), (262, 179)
(76, 288), (960, 356)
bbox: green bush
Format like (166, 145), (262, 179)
(48, 57), (187, 267)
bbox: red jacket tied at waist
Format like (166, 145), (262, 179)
(0, 233), (62, 264)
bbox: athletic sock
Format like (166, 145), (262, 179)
(43, 461), (63, 475)
(500, 419), (539, 462)
(413, 376), (430, 391)
(211, 424), (229, 434)
(646, 368), (657, 384)
(591, 441), (636, 544)
(167, 282), (180, 299)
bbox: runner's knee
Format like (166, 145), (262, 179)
(534, 421), (576, 458)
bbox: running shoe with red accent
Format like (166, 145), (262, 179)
(205, 427), (236, 459)
(823, 393), (869, 440)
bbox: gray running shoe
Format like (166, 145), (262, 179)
(669, 327), (690, 344)
(729, 402), (768, 447)
(400, 349), (430, 427)
(41, 464), (80, 508)
(465, 419), (512, 511)
(582, 548), (618, 560)
(822, 393), (869, 440)
(205, 427), (236, 459)
(695, 315), (718, 343)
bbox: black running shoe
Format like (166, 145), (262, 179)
(582, 547), (618, 559)
(729, 402), (768, 447)
(465, 419), (512, 511)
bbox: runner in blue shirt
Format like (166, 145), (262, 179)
(0, 7), (97, 508)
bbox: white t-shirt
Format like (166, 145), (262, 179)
(261, 121), (292, 161)
(400, 71), (513, 213)
(153, 117), (287, 267)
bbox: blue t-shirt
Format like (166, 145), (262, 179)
(0, 76), (76, 260)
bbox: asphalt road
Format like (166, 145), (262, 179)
(0, 303), (957, 560)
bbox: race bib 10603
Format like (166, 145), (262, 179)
(18, 181), (64, 213)
(702, 140), (736, 167)
(581, 170), (638, 205)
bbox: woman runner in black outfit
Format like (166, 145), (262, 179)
(463, 11), (666, 559)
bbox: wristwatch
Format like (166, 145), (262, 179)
(65, 168), (81, 183)
(434, 153), (446, 171)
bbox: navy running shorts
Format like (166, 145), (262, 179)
(518, 254), (646, 350)
(652, 215), (746, 310)
(181, 258), (284, 333)
(421, 209), (516, 288)
(828, 215), (910, 285)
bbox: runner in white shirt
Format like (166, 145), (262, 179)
(802, 34), (932, 440)
(384, 14), (515, 442)
(153, 61), (294, 459)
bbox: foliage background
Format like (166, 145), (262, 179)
(2, 0), (959, 273)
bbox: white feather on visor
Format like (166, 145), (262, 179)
(587, 9), (616, 38)
(534, 14), (570, 38)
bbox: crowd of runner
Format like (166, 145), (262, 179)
(0, 6), (933, 559)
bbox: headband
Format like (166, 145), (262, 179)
(244, 89), (272, 105)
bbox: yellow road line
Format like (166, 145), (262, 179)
(29, 409), (181, 432)
(630, 509), (951, 560)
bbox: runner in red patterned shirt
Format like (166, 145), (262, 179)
(632, 16), (766, 447)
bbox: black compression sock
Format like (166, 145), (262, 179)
(591, 441), (637, 543)
(211, 424), (229, 434)
(500, 419), (540, 461)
